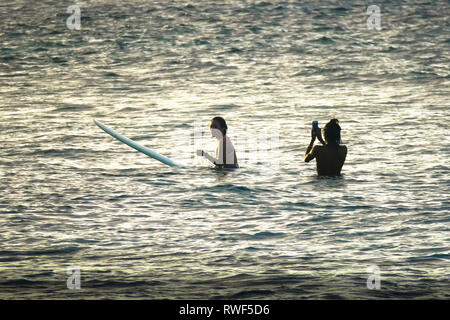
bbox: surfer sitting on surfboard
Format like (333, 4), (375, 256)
(196, 117), (239, 169)
(304, 119), (347, 176)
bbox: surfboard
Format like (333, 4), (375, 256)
(94, 119), (182, 168)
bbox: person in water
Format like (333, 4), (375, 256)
(196, 117), (239, 168)
(304, 119), (347, 176)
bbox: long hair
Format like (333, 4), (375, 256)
(211, 116), (228, 136)
(324, 118), (341, 146)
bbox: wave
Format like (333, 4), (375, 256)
(245, 231), (286, 240)
(228, 289), (275, 299)
(310, 36), (335, 44)
(52, 105), (92, 112)
(0, 246), (82, 257)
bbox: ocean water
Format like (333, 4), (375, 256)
(0, 0), (449, 299)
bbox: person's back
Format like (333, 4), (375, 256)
(305, 119), (347, 176)
(310, 144), (347, 176)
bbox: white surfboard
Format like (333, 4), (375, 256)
(94, 120), (182, 168)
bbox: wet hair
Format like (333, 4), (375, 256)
(323, 118), (341, 146)
(210, 116), (228, 136)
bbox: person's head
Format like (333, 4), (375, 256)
(323, 118), (341, 146)
(210, 116), (227, 139)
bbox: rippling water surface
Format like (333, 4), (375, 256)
(0, 0), (449, 299)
